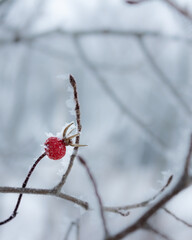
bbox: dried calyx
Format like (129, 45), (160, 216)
(45, 123), (87, 160)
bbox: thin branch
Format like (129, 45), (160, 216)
(64, 222), (76, 240)
(164, 0), (192, 21)
(105, 209), (130, 217)
(163, 207), (192, 228)
(137, 36), (192, 116)
(1, 28), (192, 45)
(106, 134), (192, 240)
(143, 223), (172, 240)
(76, 219), (80, 240)
(0, 152), (46, 225)
(104, 175), (173, 213)
(73, 36), (167, 149)
(126, 0), (149, 4)
(54, 75), (82, 191)
(126, 0), (192, 21)
(184, 134), (192, 177)
(0, 186), (89, 210)
(64, 219), (80, 240)
(78, 156), (109, 238)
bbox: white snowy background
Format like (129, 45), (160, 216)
(0, 0), (192, 239)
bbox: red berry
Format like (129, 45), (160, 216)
(44, 137), (66, 160)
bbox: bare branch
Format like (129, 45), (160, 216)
(184, 134), (192, 177)
(1, 28), (192, 46)
(0, 186), (88, 210)
(126, 0), (149, 4)
(73, 36), (168, 149)
(137, 37), (192, 116)
(78, 156), (109, 238)
(106, 134), (192, 240)
(76, 219), (80, 240)
(64, 221), (77, 240)
(0, 152), (46, 225)
(105, 209), (130, 217)
(164, 0), (192, 21)
(64, 222), (75, 240)
(104, 175), (173, 213)
(54, 75), (82, 191)
(163, 207), (192, 228)
(64, 219), (80, 240)
(143, 223), (172, 240)
(126, 0), (192, 21)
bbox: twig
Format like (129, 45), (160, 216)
(54, 75), (82, 191)
(76, 219), (80, 240)
(137, 37), (191, 116)
(64, 219), (80, 240)
(2, 28), (192, 45)
(126, 0), (192, 21)
(0, 152), (46, 225)
(164, 0), (192, 21)
(0, 186), (89, 210)
(143, 223), (172, 240)
(78, 156), (109, 238)
(64, 222), (76, 240)
(163, 207), (192, 228)
(126, 0), (149, 4)
(73, 36), (167, 149)
(106, 209), (130, 217)
(184, 134), (192, 177)
(104, 175), (173, 213)
(0, 173), (170, 218)
(106, 134), (192, 240)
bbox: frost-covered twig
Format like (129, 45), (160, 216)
(73, 36), (167, 149)
(104, 175), (172, 213)
(106, 134), (192, 240)
(54, 75), (82, 191)
(0, 152), (46, 225)
(0, 186), (88, 209)
(143, 223), (172, 240)
(78, 156), (109, 238)
(163, 207), (192, 228)
(0, 175), (172, 219)
(138, 37), (191, 116)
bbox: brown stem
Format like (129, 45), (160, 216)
(78, 156), (109, 238)
(104, 175), (173, 213)
(54, 75), (82, 191)
(163, 207), (192, 228)
(0, 152), (46, 225)
(106, 135), (192, 240)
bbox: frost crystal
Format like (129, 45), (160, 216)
(56, 74), (69, 81)
(66, 85), (76, 116)
(56, 122), (76, 139)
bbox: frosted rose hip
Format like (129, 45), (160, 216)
(44, 137), (66, 160)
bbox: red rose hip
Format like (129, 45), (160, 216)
(44, 137), (66, 160)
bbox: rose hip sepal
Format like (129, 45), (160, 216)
(44, 123), (87, 160)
